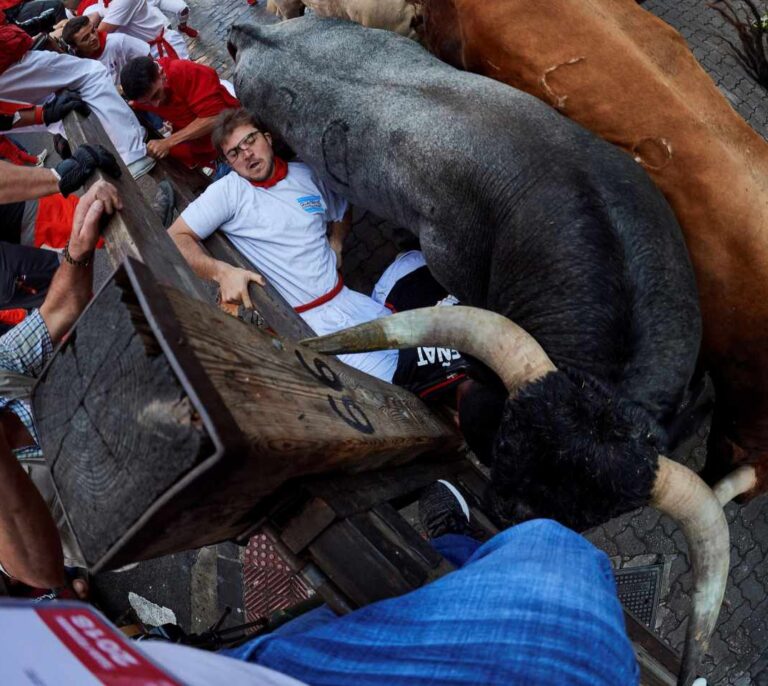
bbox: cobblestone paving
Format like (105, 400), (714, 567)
(181, 1), (768, 681)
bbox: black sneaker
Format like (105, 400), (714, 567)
(418, 479), (471, 539)
(53, 134), (71, 160)
(151, 180), (176, 229)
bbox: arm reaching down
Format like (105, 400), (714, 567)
(39, 180), (121, 343)
(168, 216), (265, 308)
(328, 205), (352, 271)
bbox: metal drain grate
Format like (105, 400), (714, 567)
(614, 564), (662, 628)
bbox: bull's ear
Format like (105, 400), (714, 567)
(227, 23), (266, 61)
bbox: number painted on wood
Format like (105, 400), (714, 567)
(295, 350), (375, 434)
(295, 350), (343, 391)
(328, 395), (374, 434)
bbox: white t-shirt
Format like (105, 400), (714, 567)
(97, 32), (151, 85)
(101, 0), (166, 42)
(181, 163), (399, 382)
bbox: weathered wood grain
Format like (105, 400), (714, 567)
(33, 270), (208, 564)
(62, 111), (208, 301)
(34, 260), (459, 569)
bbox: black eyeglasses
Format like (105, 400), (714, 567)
(224, 130), (262, 163)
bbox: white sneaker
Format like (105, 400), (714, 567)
(35, 149), (48, 167)
(127, 155), (156, 179)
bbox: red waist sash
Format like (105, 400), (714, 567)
(294, 275), (343, 314)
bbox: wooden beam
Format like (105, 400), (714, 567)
(61, 111), (208, 301)
(33, 259), (460, 571)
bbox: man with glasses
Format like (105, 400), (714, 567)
(167, 107), (400, 381)
(120, 55), (239, 173)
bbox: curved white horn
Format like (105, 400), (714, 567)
(300, 306), (555, 393)
(712, 465), (757, 506)
(651, 457), (730, 686)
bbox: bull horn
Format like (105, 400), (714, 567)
(712, 465), (757, 506)
(651, 456), (730, 686)
(300, 306), (556, 393)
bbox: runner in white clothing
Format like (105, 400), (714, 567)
(62, 15), (150, 86)
(168, 108), (399, 382)
(0, 29), (149, 171)
(90, 0), (189, 60)
(147, 0), (197, 37)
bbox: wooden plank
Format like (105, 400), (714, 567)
(304, 455), (468, 518)
(61, 111), (208, 301)
(623, 610), (681, 681)
(309, 519), (415, 607)
(279, 497), (337, 554)
(370, 503), (449, 573)
(34, 259), (459, 570)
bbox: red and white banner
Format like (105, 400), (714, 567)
(0, 600), (180, 685)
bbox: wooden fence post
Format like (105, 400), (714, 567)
(33, 259), (460, 570)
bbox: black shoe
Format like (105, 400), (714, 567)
(418, 479), (471, 539)
(151, 180), (176, 229)
(53, 134), (71, 160)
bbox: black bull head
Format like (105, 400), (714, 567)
(229, 17), (748, 685)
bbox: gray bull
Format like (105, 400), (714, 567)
(228, 17), (722, 684)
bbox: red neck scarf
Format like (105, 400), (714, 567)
(90, 31), (107, 59)
(250, 156), (287, 188)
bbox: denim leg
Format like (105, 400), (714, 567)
(430, 533), (482, 568)
(224, 520), (638, 686)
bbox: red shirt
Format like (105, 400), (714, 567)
(76, 0), (99, 14)
(133, 58), (240, 167)
(0, 23), (32, 75)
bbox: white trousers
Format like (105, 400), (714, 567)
(149, 27), (190, 60)
(0, 51), (147, 165)
(149, 0), (189, 24)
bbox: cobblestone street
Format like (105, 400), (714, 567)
(102, 1), (768, 682)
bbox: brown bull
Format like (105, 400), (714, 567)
(278, 0), (768, 499)
(414, 0), (768, 498)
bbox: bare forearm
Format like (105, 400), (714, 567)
(328, 207), (352, 245)
(0, 431), (64, 588)
(171, 231), (228, 283)
(167, 116), (217, 147)
(0, 163), (59, 203)
(39, 260), (93, 344)
(12, 107), (42, 129)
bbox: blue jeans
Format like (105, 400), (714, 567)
(224, 520), (638, 685)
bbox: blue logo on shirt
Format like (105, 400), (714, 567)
(297, 195), (324, 214)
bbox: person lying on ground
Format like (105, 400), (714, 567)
(0, 178), (120, 592)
